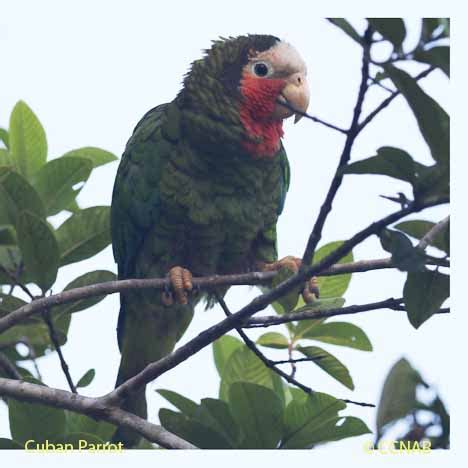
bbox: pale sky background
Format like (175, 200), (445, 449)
(0, 1), (460, 466)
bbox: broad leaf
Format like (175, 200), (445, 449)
(62, 146), (118, 169)
(328, 18), (363, 44)
(395, 219), (449, 255)
(157, 389), (198, 417)
(0, 149), (12, 166)
(301, 321), (372, 351)
(219, 346), (284, 405)
(380, 228), (426, 272)
(0, 128), (9, 148)
(159, 408), (231, 449)
(0, 168), (46, 224)
(0, 438), (22, 449)
(271, 266), (301, 313)
(9, 101), (47, 178)
(32, 156), (93, 216)
(281, 392), (346, 449)
(376, 358), (423, 433)
(229, 382), (283, 449)
(58, 432), (105, 448)
(414, 46), (449, 77)
(256, 332), (289, 349)
(343, 147), (416, 184)
(16, 211), (59, 291)
(403, 270), (449, 328)
(368, 18), (406, 49)
(297, 345), (354, 390)
(56, 206), (111, 266)
(65, 413), (115, 442)
(76, 369), (95, 388)
(385, 65), (449, 168)
(212, 335), (243, 377)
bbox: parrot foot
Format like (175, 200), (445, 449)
(261, 256), (320, 303)
(162, 266), (193, 306)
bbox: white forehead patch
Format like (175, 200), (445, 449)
(252, 41), (307, 75)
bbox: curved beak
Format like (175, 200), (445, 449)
(273, 72), (310, 123)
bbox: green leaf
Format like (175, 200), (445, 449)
(16, 211), (59, 291)
(301, 322), (372, 351)
(297, 345), (354, 390)
(403, 270), (449, 328)
(380, 228), (426, 272)
(159, 408), (231, 449)
(281, 392), (346, 449)
(219, 346), (284, 405)
(229, 382), (283, 449)
(385, 65), (449, 168)
(312, 241), (354, 298)
(0, 149), (12, 166)
(271, 266), (300, 313)
(0, 127), (9, 148)
(196, 398), (240, 447)
(32, 157), (93, 216)
(76, 369), (95, 388)
(368, 18), (406, 50)
(343, 147), (416, 183)
(0, 167), (46, 225)
(9, 379), (67, 444)
(395, 219), (449, 255)
(65, 413), (115, 442)
(0, 225), (16, 245)
(62, 147), (118, 169)
(292, 298), (346, 332)
(56, 206), (111, 266)
(157, 389), (198, 417)
(54, 270), (116, 316)
(413, 162), (449, 201)
(421, 18), (441, 42)
(414, 46), (449, 77)
(212, 334), (243, 377)
(256, 332), (289, 349)
(9, 101), (47, 178)
(0, 438), (22, 449)
(328, 18), (363, 44)
(377, 358), (423, 433)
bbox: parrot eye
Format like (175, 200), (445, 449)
(252, 61), (271, 77)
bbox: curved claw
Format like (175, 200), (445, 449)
(162, 266), (193, 306)
(262, 256), (320, 304)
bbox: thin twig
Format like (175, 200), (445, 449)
(274, 357), (325, 365)
(0, 352), (22, 379)
(276, 100), (348, 134)
(0, 264), (34, 300)
(357, 66), (436, 133)
(368, 76), (394, 93)
(41, 308), (77, 394)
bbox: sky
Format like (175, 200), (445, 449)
(0, 1), (458, 466)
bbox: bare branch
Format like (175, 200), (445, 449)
(301, 26), (373, 266)
(0, 352), (22, 379)
(0, 377), (195, 449)
(41, 308), (77, 394)
(0, 255), (447, 337)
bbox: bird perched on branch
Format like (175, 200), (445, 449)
(111, 34), (315, 446)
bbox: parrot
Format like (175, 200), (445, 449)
(110, 34), (315, 446)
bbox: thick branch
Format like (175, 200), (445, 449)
(0, 377), (195, 449)
(417, 216), (450, 251)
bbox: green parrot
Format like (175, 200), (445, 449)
(111, 34), (312, 446)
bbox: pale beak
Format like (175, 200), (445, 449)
(273, 72), (310, 123)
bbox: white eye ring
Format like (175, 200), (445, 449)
(252, 61), (272, 78)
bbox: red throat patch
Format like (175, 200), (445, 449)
(239, 73), (285, 159)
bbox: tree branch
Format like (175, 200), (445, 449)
(0, 377), (195, 449)
(0, 255), (447, 337)
(301, 26), (373, 266)
(417, 216), (450, 251)
(0, 352), (22, 380)
(41, 308), (77, 394)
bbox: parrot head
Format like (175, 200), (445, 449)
(179, 35), (309, 159)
